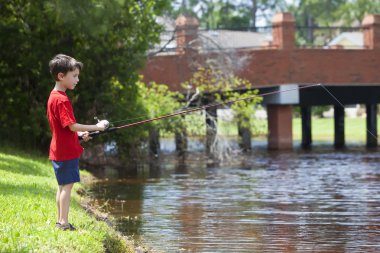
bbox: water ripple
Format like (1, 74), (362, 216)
(89, 148), (380, 252)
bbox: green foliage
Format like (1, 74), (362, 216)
(286, 0), (377, 46)
(312, 106), (330, 118)
(167, 0), (199, 18)
(135, 77), (184, 133)
(182, 66), (262, 131)
(336, 0), (380, 25)
(0, 148), (134, 252)
(293, 105), (330, 118)
(169, 0), (378, 31)
(283, 0), (380, 29)
(167, 0), (287, 29)
(295, 0), (347, 26)
(0, 0), (169, 151)
(104, 77), (185, 160)
(225, 89), (262, 129)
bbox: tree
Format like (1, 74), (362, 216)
(248, 0), (287, 28)
(181, 65), (262, 156)
(167, 0), (287, 29)
(336, 0), (380, 25)
(0, 0), (170, 154)
(287, 0), (347, 46)
(287, 0), (345, 27)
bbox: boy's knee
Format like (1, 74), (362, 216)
(61, 183), (74, 190)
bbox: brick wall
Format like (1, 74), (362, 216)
(140, 13), (380, 91)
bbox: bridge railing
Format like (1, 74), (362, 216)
(295, 26), (364, 49)
(148, 24), (365, 56)
(148, 26), (272, 55)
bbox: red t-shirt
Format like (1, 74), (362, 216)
(47, 90), (84, 161)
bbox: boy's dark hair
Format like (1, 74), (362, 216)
(49, 54), (83, 81)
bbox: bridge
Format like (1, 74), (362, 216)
(140, 13), (380, 151)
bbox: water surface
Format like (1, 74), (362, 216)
(88, 145), (380, 252)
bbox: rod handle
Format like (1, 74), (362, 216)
(78, 127), (117, 140)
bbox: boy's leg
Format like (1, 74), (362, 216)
(59, 183), (74, 225)
(56, 186), (62, 223)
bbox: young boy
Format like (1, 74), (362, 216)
(47, 54), (109, 231)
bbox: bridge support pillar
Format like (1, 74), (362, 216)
(267, 105), (293, 150)
(334, 106), (345, 148)
(301, 106), (312, 149)
(366, 104), (378, 148)
(238, 119), (252, 151)
(205, 107), (217, 154)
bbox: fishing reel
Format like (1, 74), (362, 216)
(78, 117), (114, 140)
(94, 116), (110, 130)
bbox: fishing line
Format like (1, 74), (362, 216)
(83, 83), (378, 144)
(81, 83), (321, 139)
(110, 115), (156, 124)
(319, 84), (378, 141)
(109, 106), (203, 125)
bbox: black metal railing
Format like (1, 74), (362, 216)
(295, 26), (364, 49)
(148, 25), (365, 55)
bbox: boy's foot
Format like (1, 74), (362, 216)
(56, 223), (76, 231)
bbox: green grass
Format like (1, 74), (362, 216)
(164, 114), (376, 143)
(162, 114), (378, 145)
(293, 117), (376, 142)
(219, 116), (376, 142)
(0, 147), (134, 253)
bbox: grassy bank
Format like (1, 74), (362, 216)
(0, 147), (134, 253)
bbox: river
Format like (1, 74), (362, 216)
(87, 139), (380, 252)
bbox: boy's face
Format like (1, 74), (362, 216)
(57, 68), (80, 90)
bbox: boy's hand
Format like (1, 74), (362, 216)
(96, 120), (110, 131)
(78, 131), (92, 142)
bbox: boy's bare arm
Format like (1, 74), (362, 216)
(68, 120), (109, 132)
(68, 123), (102, 132)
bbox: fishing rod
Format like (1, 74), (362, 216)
(79, 83), (321, 140)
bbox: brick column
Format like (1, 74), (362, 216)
(272, 12), (295, 49)
(175, 16), (199, 54)
(362, 14), (380, 49)
(267, 105), (293, 150)
(266, 15), (295, 151)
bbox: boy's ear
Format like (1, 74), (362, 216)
(57, 72), (65, 81)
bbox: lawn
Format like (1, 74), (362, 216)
(162, 114), (378, 145)
(0, 147), (134, 253)
(292, 117), (372, 142)
(217, 116), (376, 143)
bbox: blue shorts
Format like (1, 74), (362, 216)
(52, 158), (80, 185)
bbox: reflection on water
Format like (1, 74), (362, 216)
(88, 144), (380, 252)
